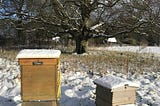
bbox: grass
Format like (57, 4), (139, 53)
(0, 49), (19, 60)
(61, 50), (160, 74)
(1, 48), (160, 74)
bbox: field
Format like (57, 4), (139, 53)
(0, 46), (160, 106)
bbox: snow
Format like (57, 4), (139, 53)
(60, 71), (97, 106)
(0, 58), (20, 106)
(1, 46), (160, 106)
(94, 75), (139, 89)
(108, 37), (117, 43)
(52, 37), (60, 43)
(16, 49), (61, 58)
(119, 104), (136, 106)
(106, 46), (160, 55)
(90, 22), (104, 30)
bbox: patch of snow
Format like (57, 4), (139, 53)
(13, 95), (21, 103)
(16, 49), (61, 58)
(90, 22), (104, 30)
(94, 75), (139, 89)
(108, 37), (117, 43)
(106, 46), (160, 56)
(119, 104), (136, 106)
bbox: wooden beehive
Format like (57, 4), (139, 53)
(94, 75), (139, 106)
(17, 49), (61, 101)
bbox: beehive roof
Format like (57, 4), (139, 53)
(16, 49), (61, 58)
(94, 75), (139, 89)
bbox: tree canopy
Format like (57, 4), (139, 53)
(1, 0), (160, 53)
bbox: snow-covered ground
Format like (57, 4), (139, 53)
(94, 46), (160, 57)
(1, 46), (160, 106)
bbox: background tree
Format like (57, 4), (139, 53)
(104, 0), (160, 45)
(0, 0), (31, 46)
(1, 0), (160, 51)
(36, 0), (160, 53)
(31, 0), (120, 54)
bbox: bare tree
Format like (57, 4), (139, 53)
(1, 0), (160, 50)
(104, 0), (160, 45)
(31, 0), (120, 54)
(0, 0), (29, 46)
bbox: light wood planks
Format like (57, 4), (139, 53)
(19, 58), (60, 101)
(22, 101), (59, 106)
(19, 58), (57, 65)
(96, 85), (137, 106)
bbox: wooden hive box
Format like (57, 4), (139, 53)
(16, 49), (61, 101)
(94, 75), (139, 106)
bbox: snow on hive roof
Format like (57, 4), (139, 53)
(16, 49), (61, 58)
(108, 37), (117, 43)
(119, 104), (136, 106)
(94, 75), (139, 89)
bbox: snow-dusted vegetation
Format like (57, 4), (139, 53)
(0, 46), (160, 106)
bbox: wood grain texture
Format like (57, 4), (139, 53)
(22, 101), (60, 106)
(96, 97), (136, 106)
(21, 65), (58, 101)
(19, 58), (58, 65)
(96, 85), (137, 106)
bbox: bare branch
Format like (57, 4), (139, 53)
(51, 0), (70, 21)
(90, 22), (104, 30)
(107, 22), (148, 38)
(64, 0), (81, 7)
(97, 0), (120, 8)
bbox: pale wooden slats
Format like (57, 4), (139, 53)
(95, 85), (137, 106)
(19, 58), (57, 65)
(21, 64), (58, 101)
(22, 101), (59, 106)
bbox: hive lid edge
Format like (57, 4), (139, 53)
(16, 49), (61, 59)
(94, 75), (140, 89)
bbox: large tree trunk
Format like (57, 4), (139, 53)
(16, 24), (25, 47)
(75, 37), (88, 54)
